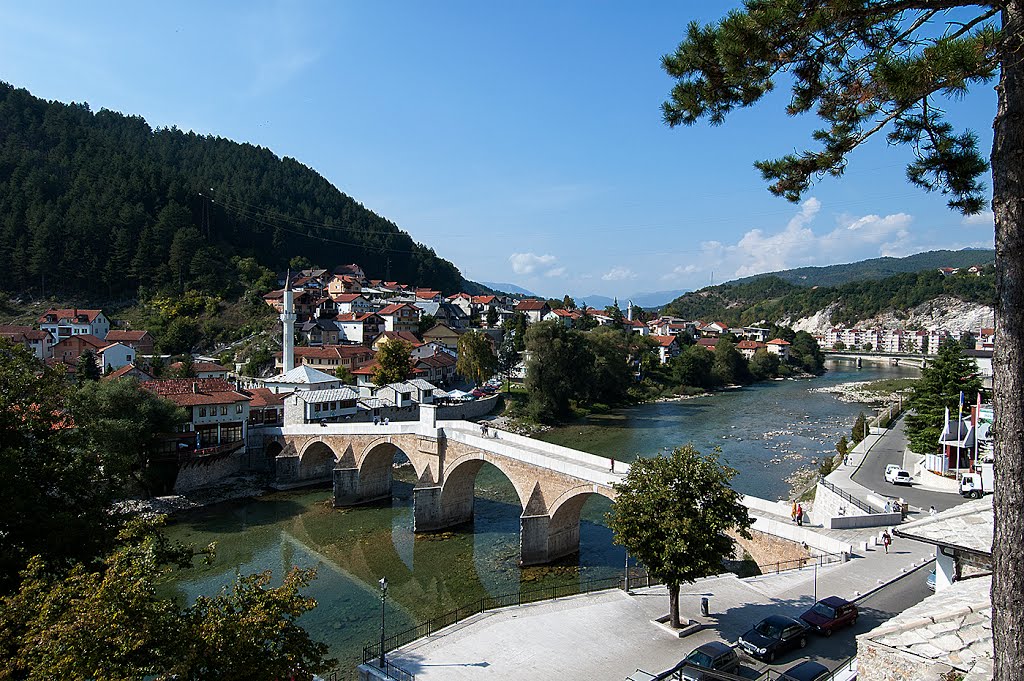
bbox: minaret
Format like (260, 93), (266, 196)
(282, 270), (296, 373)
(627, 300), (634, 322)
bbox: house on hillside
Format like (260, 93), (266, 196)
(275, 345), (374, 375)
(105, 329), (155, 355)
(377, 303), (421, 333)
(0, 325), (54, 359)
(976, 327), (995, 351)
(651, 335), (681, 364)
(418, 301), (470, 329)
(52, 333), (106, 365)
(372, 331), (422, 352)
(335, 312), (384, 345)
(39, 308), (110, 340)
(544, 308), (579, 328)
(698, 321), (729, 338)
(447, 292), (474, 316)
(735, 339), (766, 360)
(299, 318), (340, 346)
(169, 360), (230, 380)
(415, 352), (457, 385)
(515, 299), (551, 324)
(142, 378), (251, 453)
(333, 263), (366, 280)
(261, 364), (346, 394)
(246, 387), (287, 427)
(422, 323), (466, 352)
(330, 293), (373, 315)
(103, 364), (154, 382)
(765, 338), (791, 360)
(284, 387), (360, 425)
(327, 274), (363, 297)
(98, 342), (135, 373)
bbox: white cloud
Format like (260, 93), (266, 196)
(659, 197), (918, 285)
(601, 266), (637, 281)
(962, 210), (994, 227)
(509, 252), (557, 275)
(546, 266), (567, 278)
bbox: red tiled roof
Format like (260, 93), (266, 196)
(736, 340), (765, 350)
(766, 338), (791, 345)
(245, 387), (289, 408)
(142, 378), (250, 406)
(331, 293), (365, 303)
(53, 334), (106, 350)
(170, 360), (228, 373)
(651, 335), (678, 348)
(472, 295), (497, 305)
(378, 303), (420, 315)
(697, 339), (718, 350)
(103, 364), (154, 381)
(335, 312), (382, 323)
(0, 325), (50, 341)
(515, 299), (549, 311)
(376, 331), (423, 346)
(105, 330), (150, 342)
(416, 353), (456, 368)
(38, 308), (104, 324)
(980, 327), (995, 335)
(277, 345), (375, 361)
(415, 290), (441, 299)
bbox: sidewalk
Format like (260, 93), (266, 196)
(386, 533), (933, 680)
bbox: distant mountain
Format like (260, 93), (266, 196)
(480, 282), (538, 297)
(572, 289), (689, 311)
(727, 249), (994, 289)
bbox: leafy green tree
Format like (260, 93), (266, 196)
(788, 331), (825, 374)
(524, 321), (593, 423)
(607, 445), (752, 628)
(562, 294), (576, 310)
(851, 412), (868, 445)
(76, 349), (101, 383)
(748, 348), (780, 381)
(833, 341), (846, 351)
(372, 338), (413, 386)
(835, 436), (850, 460)
(171, 354), (196, 378)
(0, 341), (121, 588)
(586, 327), (632, 405)
(159, 317), (200, 355)
(503, 312), (529, 351)
(456, 331), (498, 386)
(496, 328), (520, 391)
(73, 378), (187, 496)
(417, 314), (437, 338)
(485, 306), (499, 328)
(660, 7), (1021, 671)
(905, 340), (982, 454)
(711, 338), (748, 385)
(335, 366), (355, 383)
(670, 343), (713, 389)
(0, 518), (333, 680)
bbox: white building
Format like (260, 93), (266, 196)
(98, 342), (135, 372)
(38, 308), (110, 341)
(261, 364), (346, 394)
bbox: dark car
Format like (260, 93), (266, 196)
(676, 641), (739, 681)
(738, 615), (808, 662)
(777, 660), (830, 681)
(800, 596), (858, 636)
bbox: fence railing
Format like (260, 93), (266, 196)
(357, 657), (417, 681)
(754, 549), (846, 575)
(819, 476), (875, 515)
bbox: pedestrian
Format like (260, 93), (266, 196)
(481, 422), (488, 437)
(796, 504), (804, 527)
(384, 417), (389, 425)
(884, 500), (892, 513)
(373, 416), (379, 426)
(791, 501), (798, 523)
(882, 530), (892, 553)
(929, 505), (937, 516)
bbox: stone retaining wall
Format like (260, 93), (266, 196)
(174, 452), (243, 493)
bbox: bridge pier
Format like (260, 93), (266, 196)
(332, 466), (392, 506)
(520, 513), (580, 566)
(412, 484), (474, 532)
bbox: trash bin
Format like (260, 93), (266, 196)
(700, 597), (710, 617)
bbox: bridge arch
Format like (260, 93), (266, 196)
(298, 440), (338, 481)
(440, 450), (534, 513)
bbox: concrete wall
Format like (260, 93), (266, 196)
(830, 512), (902, 530)
(174, 452), (243, 493)
(747, 515), (853, 556)
(436, 394), (500, 420)
(814, 481), (870, 521)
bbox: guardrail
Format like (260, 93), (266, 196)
(819, 476), (875, 515)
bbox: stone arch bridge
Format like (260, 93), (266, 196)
(264, 405), (627, 565)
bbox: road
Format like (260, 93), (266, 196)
(665, 565), (935, 679)
(851, 416), (964, 513)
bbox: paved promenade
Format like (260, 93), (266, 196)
(387, 530), (933, 680)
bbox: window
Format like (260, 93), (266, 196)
(220, 406), (227, 416)
(199, 407), (207, 417)
(315, 403), (321, 412)
(236, 404), (243, 414)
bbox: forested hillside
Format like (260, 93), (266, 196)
(0, 82), (475, 301)
(728, 249), (994, 288)
(664, 267), (995, 328)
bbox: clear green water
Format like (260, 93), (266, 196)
(161, 359), (917, 675)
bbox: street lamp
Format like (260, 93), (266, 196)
(379, 577), (388, 670)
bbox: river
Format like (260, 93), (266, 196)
(161, 359), (917, 675)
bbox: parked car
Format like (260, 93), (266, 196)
(800, 596), (858, 636)
(884, 466), (913, 485)
(884, 463), (902, 478)
(926, 569), (936, 591)
(777, 660), (830, 681)
(470, 388), (486, 398)
(676, 641), (739, 681)
(480, 385), (497, 394)
(738, 615), (809, 662)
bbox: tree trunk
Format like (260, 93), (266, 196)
(992, 5), (1024, 680)
(668, 582), (681, 628)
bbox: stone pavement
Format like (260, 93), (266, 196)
(386, 528), (934, 680)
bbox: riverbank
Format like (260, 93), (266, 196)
(115, 473), (269, 517)
(808, 377), (916, 404)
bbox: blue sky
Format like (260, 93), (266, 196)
(0, 2), (997, 299)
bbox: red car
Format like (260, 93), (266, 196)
(470, 388), (486, 398)
(800, 596), (858, 636)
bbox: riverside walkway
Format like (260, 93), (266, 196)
(379, 524), (933, 680)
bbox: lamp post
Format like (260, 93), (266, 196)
(378, 577), (388, 670)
